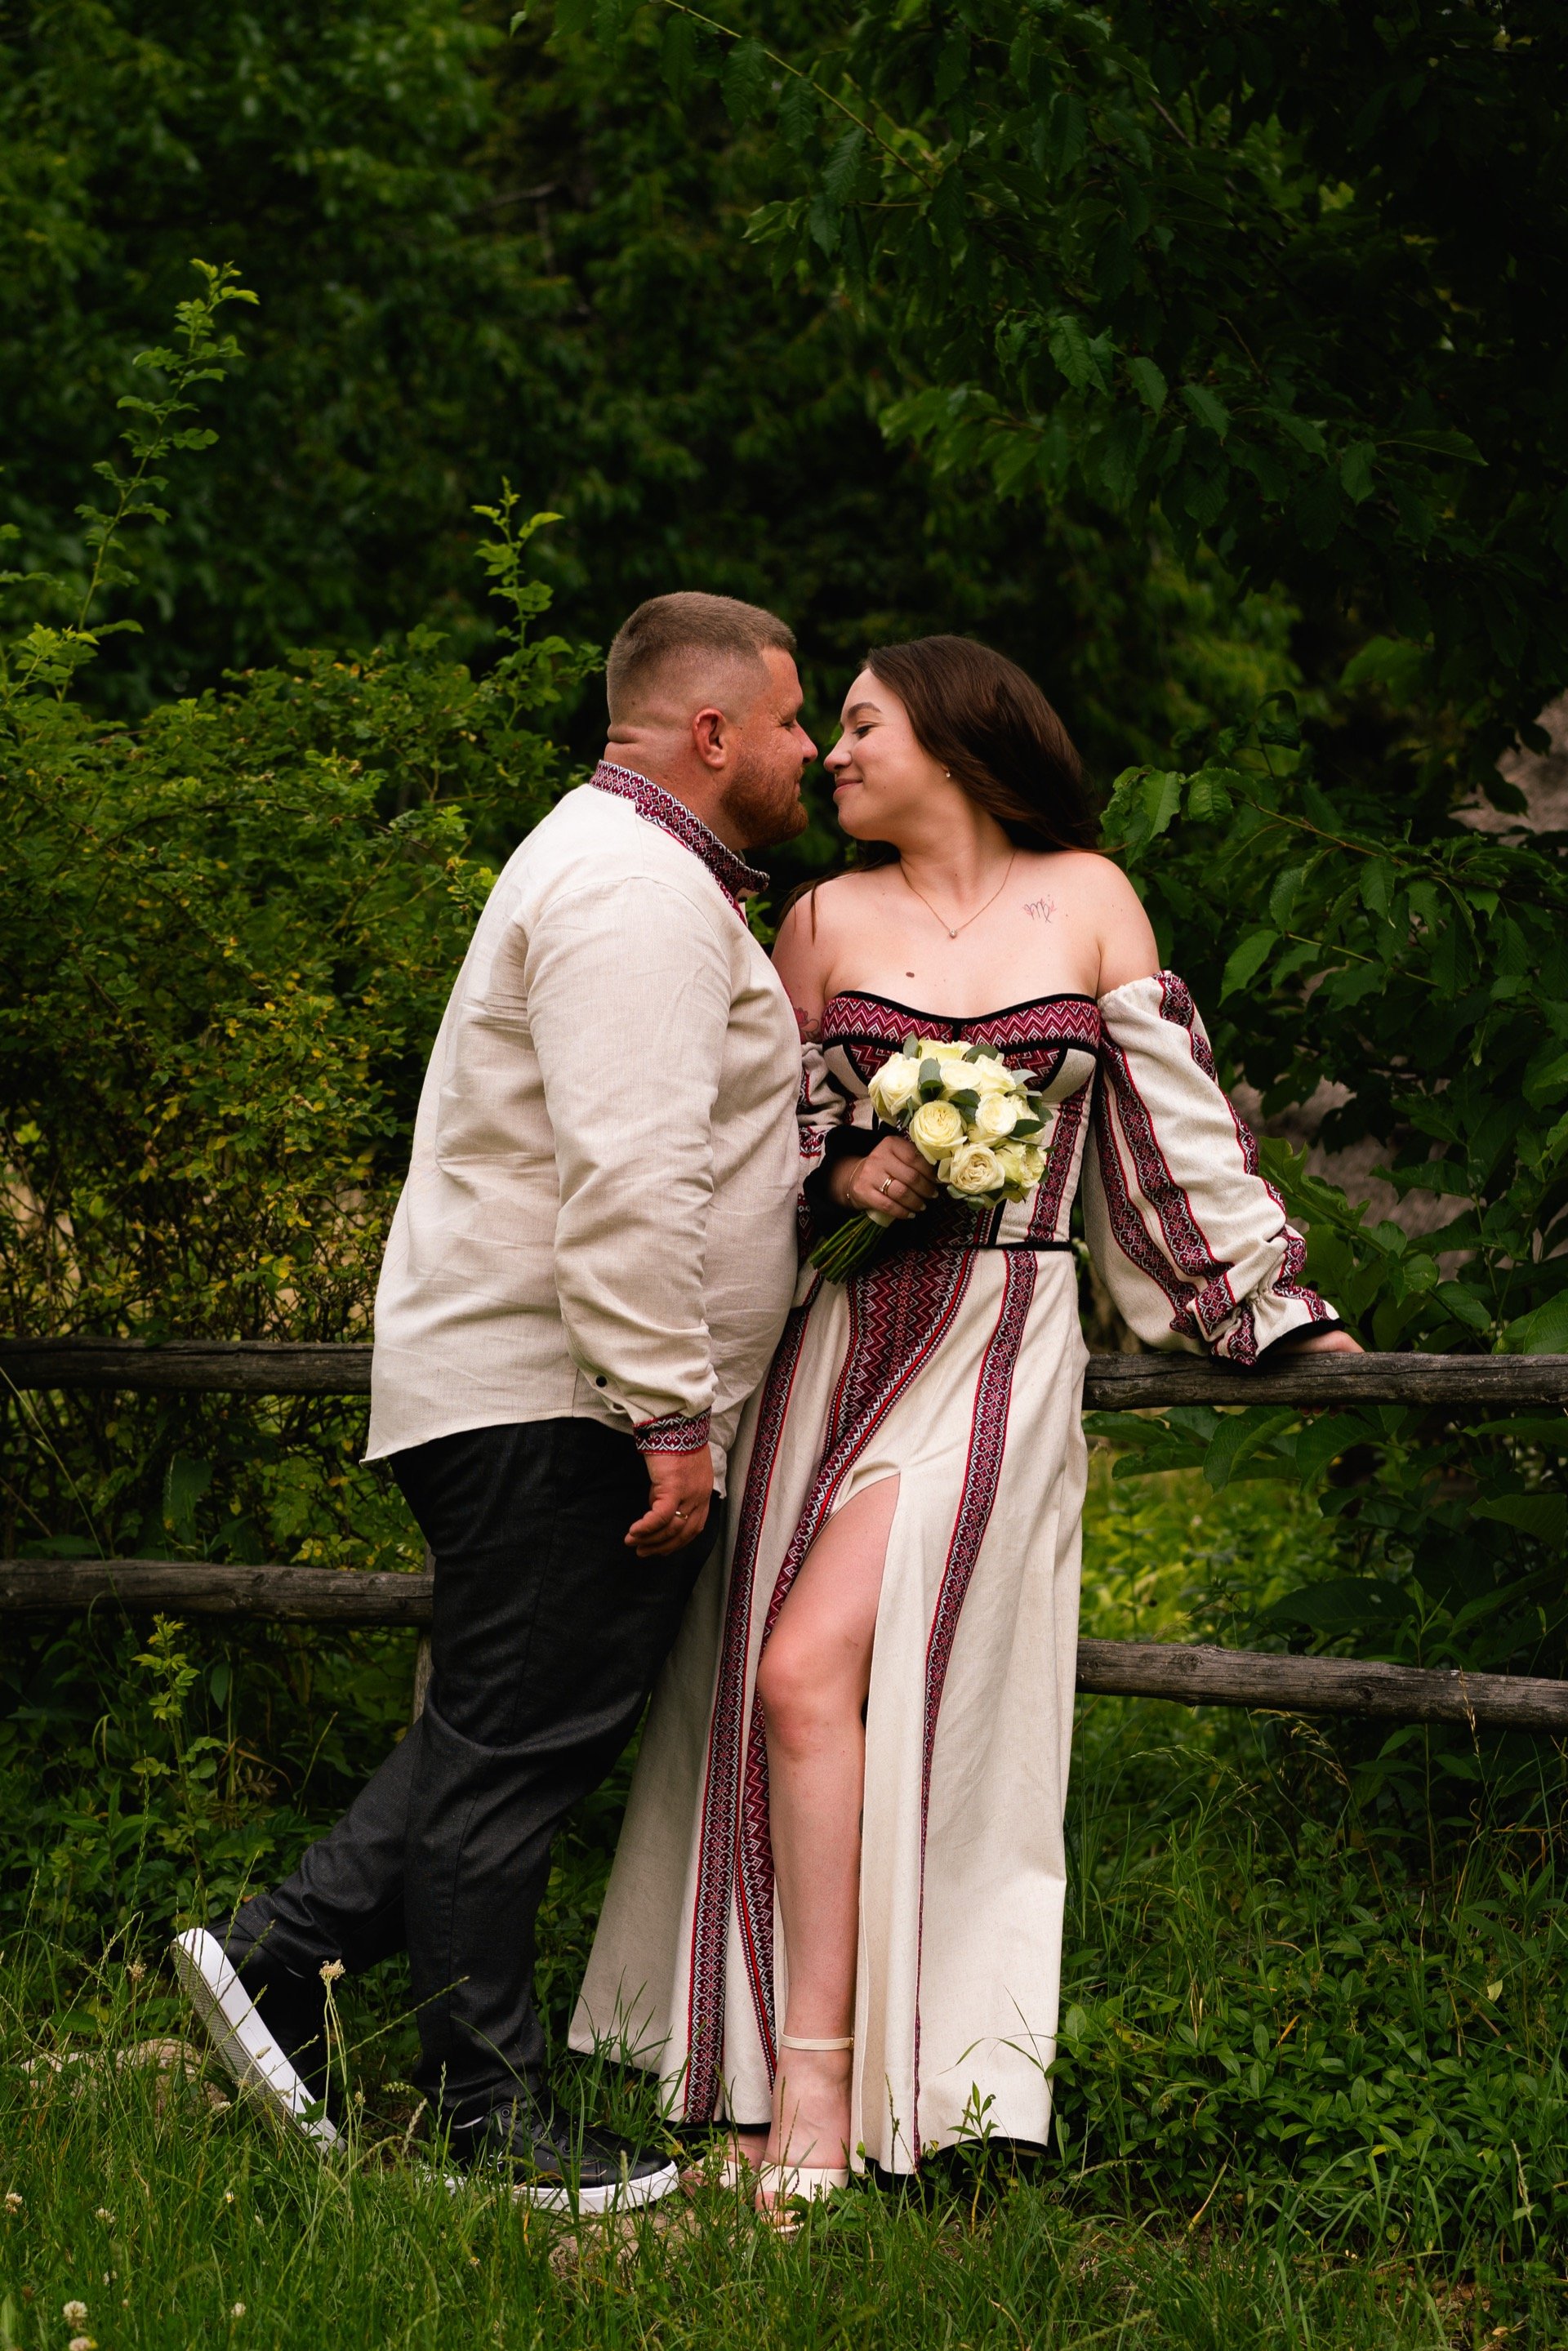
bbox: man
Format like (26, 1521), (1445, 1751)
(173, 593), (815, 2209)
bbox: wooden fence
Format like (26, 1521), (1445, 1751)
(5, 1340), (1568, 1734)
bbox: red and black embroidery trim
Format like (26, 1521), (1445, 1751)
(590, 761), (767, 916)
(1156, 974), (1330, 1334)
(734, 1248), (975, 2081)
(634, 1409), (713, 1454)
(681, 1290), (814, 2122)
(911, 1249), (1036, 2153)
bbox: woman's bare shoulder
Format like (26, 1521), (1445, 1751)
(775, 869), (887, 944)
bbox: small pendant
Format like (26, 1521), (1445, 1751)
(947, 927), (957, 938)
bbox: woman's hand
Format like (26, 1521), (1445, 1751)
(1276, 1324), (1363, 1355)
(829, 1134), (940, 1222)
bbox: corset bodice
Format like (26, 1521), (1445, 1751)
(808, 989), (1102, 1250)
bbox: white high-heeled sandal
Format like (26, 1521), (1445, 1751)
(757, 2034), (854, 2215)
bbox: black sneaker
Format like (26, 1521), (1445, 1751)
(441, 2099), (679, 2213)
(171, 1923), (339, 2144)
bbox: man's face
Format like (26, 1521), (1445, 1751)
(719, 648), (817, 851)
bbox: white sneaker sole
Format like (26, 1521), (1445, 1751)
(170, 1928), (338, 2146)
(513, 2158), (681, 2214)
(424, 2157), (683, 2212)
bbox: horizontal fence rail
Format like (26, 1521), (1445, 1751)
(4, 1338), (1568, 1407)
(5, 1342), (1567, 1731)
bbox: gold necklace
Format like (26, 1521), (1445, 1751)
(898, 851), (1016, 940)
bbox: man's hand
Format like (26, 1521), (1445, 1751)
(830, 1134), (939, 1221)
(627, 1447), (714, 1558)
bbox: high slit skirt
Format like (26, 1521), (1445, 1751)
(570, 1241), (1089, 2173)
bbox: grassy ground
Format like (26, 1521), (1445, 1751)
(2, 1463), (1565, 2346)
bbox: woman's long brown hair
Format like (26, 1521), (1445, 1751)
(782, 634), (1098, 926)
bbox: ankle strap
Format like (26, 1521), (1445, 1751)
(778, 2033), (853, 2050)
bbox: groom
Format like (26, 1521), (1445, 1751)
(174, 592), (814, 2207)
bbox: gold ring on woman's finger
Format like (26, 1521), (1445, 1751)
(880, 1176), (894, 1196)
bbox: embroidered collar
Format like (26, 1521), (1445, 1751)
(590, 761), (767, 915)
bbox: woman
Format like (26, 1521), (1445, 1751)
(572, 635), (1357, 2206)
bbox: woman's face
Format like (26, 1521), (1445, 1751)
(823, 669), (952, 844)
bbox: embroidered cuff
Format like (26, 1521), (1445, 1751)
(802, 1123), (880, 1235)
(634, 1410), (713, 1455)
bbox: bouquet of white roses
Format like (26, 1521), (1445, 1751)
(809, 1037), (1050, 1283)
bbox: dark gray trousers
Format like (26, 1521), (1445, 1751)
(238, 1416), (715, 2126)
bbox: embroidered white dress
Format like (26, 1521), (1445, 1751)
(571, 973), (1335, 2172)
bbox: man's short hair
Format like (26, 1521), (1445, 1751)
(605, 591), (795, 721)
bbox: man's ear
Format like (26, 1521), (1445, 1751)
(691, 704), (729, 769)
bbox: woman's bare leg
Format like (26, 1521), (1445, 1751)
(755, 1474), (898, 2190)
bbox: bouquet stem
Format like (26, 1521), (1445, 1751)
(808, 1207), (894, 1284)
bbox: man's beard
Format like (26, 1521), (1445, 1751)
(720, 748), (808, 853)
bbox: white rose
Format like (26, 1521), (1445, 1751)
(966, 1057), (1021, 1097)
(996, 1141), (1046, 1191)
(971, 1091), (1022, 1142)
(908, 1098), (967, 1163)
(945, 1142), (1005, 1197)
(867, 1054), (923, 1121)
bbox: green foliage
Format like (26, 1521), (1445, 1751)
(3, 1970), (1561, 2351)
(569, 0), (1567, 791)
(1, 270), (591, 1579)
(1073, 703), (1568, 1720)
(0, 0), (1312, 829)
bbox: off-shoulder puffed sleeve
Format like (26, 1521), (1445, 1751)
(1081, 970), (1339, 1365)
(797, 1035), (849, 1168)
(795, 1033), (877, 1240)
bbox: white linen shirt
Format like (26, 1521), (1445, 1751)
(366, 768), (802, 1485)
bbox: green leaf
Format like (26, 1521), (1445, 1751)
(1257, 1578), (1414, 1633)
(1141, 768), (1183, 838)
(1339, 441), (1378, 503)
(1127, 356), (1167, 414)
(820, 124), (865, 207)
(1472, 1494), (1568, 1545)
(933, 26), (969, 106)
(777, 71), (815, 150)
(1270, 409), (1327, 457)
(1180, 384), (1231, 440)
(1044, 91), (1088, 176)
(1502, 1290), (1568, 1356)
(1204, 1405), (1294, 1490)
(1186, 769), (1234, 823)
(1220, 928), (1278, 998)
(1047, 313), (1106, 394)
(661, 10), (699, 98)
(1433, 1280), (1492, 1334)
(723, 36), (768, 126)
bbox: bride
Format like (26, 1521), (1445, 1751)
(572, 634), (1358, 2207)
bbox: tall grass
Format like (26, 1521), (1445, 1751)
(0, 1465), (1564, 2344)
